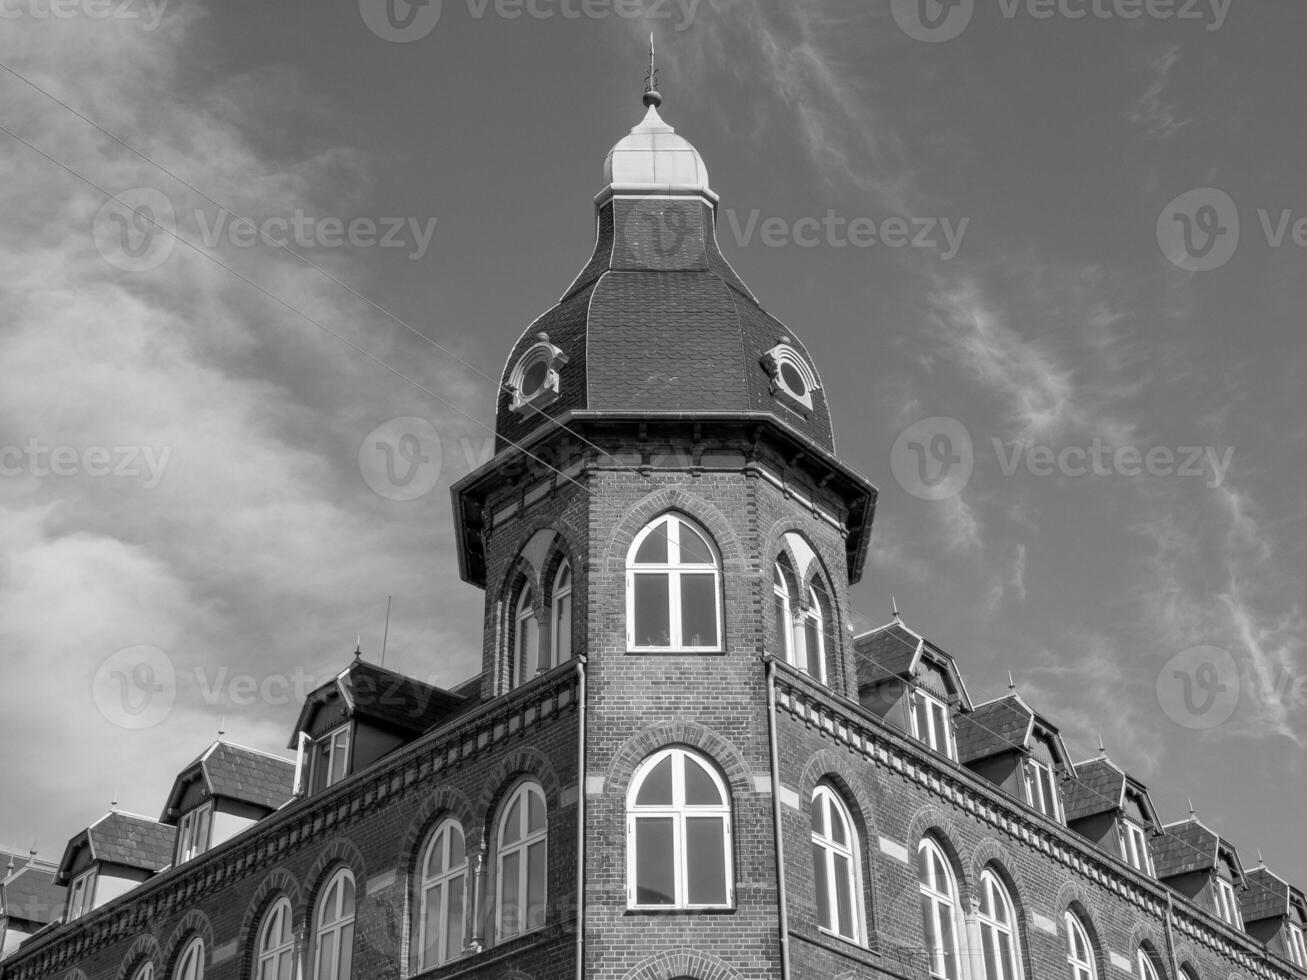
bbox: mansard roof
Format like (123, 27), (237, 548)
(1063, 756), (1161, 825)
(854, 619), (973, 710)
(55, 812), (174, 884)
(1242, 867), (1305, 925)
(955, 692), (1073, 769)
(0, 860), (64, 928)
(1154, 816), (1245, 882)
(160, 740), (295, 824)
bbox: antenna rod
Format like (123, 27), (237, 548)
(381, 595), (393, 667)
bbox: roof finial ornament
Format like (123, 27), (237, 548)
(891, 596), (901, 622)
(1257, 848), (1266, 868)
(1007, 670), (1016, 692)
(217, 716), (226, 740)
(354, 636), (362, 660)
(110, 791), (118, 812)
(1097, 733), (1107, 757)
(642, 32), (662, 108)
(1187, 797), (1196, 819)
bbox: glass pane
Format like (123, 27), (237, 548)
(341, 875), (355, 914)
(521, 359), (548, 397)
(921, 894), (938, 969)
(502, 796), (522, 844)
(774, 594), (789, 655)
(339, 923), (353, 979)
(449, 825), (465, 867)
(810, 793), (826, 837)
(445, 876), (464, 959)
(635, 818), (675, 905)
(316, 938), (335, 980)
(527, 789), (545, 832)
(635, 756), (673, 806)
(277, 951), (292, 980)
(983, 928), (999, 980)
(426, 836), (445, 878)
(517, 618), (538, 681)
(555, 594), (572, 662)
(917, 844), (932, 881)
(999, 933), (1014, 980)
(781, 361), (807, 397)
(421, 883), (441, 966)
(683, 756), (722, 806)
(834, 853), (855, 938)
(685, 817), (727, 905)
(804, 618), (823, 676)
(773, 563), (785, 589)
(558, 565), (571, 589)
(827, 797), (848, 846)
(527, 841), (547, 929)
(680, 573), (717, 647)
(633, 574), (671, 646)
(979, 878), (993, 918)
(678, 523), (714, 564)
(814, 844), (832, 931)
(914, 698), (931, 747)
(500, 851), (521, 936)
(939, 904), (956, 980)
(633, 524), (668, 564)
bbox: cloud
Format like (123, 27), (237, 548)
(1131, 45), (1189, 141)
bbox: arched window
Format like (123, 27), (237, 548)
(796, 582), (828, 682)
(627, 747), (732, 909)
(978, 869), (1022, 980)
(626, 514), (721, 651)
(773, 559), (794, 662)
(1179, 965), (1199, 980)
(513, 584), (539, 687)
(811, 783), (861, 943)
(173, 938), (204, 980)
(496, 782), (547, 940)
(918, 837), (962, 980)
(256, 897), (295, 980)
(132, 962), (156, 980)
(313, 869), (355, 980)
(416, 818), (467, 969)
(552, 561), (573, 665)
(1137, 948), (1160, 980)
(1064, 911), (1096, 980)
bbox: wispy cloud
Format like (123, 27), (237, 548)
(1131, 45), (1189, 141)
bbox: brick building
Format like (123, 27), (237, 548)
(1, 79), (1302, 980)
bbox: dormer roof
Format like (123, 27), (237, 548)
(854, 620), (973, 710)
(54, 812), (174, 885)
(160, 740), (296, 824)
(0, 859), (64, 927)
(955, 692), (1074, 769)
(1063, 756), (1161, 825)
(1241, 867), (1307, 925)
(1154, 816), (1244, 882)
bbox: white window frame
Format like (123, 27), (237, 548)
(1065, 911), (1097, 980)
(176, 802), (214, 865)
(1287, 922), (1307, 968)
(978, 869), (1023, 980)
(256, 896), (295, 980)
(794, 584), (828, 683)
(1137, 949), (1161, 980)
(1024, 759), (1061, 823)
(811, 784), (863, 944)
(761, 343), (821, 410)
(496, 781), (548, 940)
(551, 561), (573, 667)
(919, 837), (963, 980)
(67, 866), (97, 920)
(311, 724), (352, 793)
(1120, 819), (1152, 876)
(416, 818), (467, 970)
(1215, 875), (1242, 927)
(910, 687), (955, 760)
(513, 584), (539, 687)
(627, 747), (734, 910)
(312, 868), (355, 980)
(773, 562), (794, 664)
(173, 936), (205, 980)
(626, 514), (722, 652)
(508, 340), (568, 415)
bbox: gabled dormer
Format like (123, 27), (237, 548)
(1155, 816), (1247, 929)
(288, 656), (473, 797)
(955, 692), (1075, 824)
(1063, 756), (1162, 875)
(160, 740), (295, 866)
(1241, 867), (1307, 970)
(54, 812), (173, 922)
(0, 853), (64, 958)
(855, 619), (972, 761)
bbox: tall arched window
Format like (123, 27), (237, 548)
(1179, 965), (1199, 980)
(773, 560), (794, 663)
(1064, 911), (1096, 980)
(627, 747), (732, 909)
(513, 584), (539, 687)
(811, 783), (861, 943)
(313, 868), (355, 980)
(918, 837), (962, 980)
(497, 782), (547, 940)
(1136, 948), (1160, 980)
(978, 869), (1022, 980)
(797, 582), (829, 682)
(132, 962), (156, 980)
(417, 818), (467, 969)
(173, 938), (204, 980)
(256, 897), (295, 980)
(627, 514), (722, 651)
(552, 561), (573, 665)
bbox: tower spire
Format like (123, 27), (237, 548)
(642, 33), (662, 108)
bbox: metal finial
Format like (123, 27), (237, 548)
(110, 791), (118, 811)
(1097, 733), (1107, 757)
(642, 33), (662, 108)
(354, 636), (362, 659)
(1007, 670), (1016, 692)
(1258, 849), (1266, 868)
(891, 596), (901, 621)
(217, 717), (226, 739)
(1187, 797), (1196, 818)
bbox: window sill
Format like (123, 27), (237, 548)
(625, 906), (736, 916)
(626, 648), (726, 656)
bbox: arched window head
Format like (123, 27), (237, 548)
(497, 782), (547, 940)
(132, 962), (156, 980)
(773, 559), (794, 664)
(918, 837), (962, 980)
(313, 868), (355, 980)
(1136, 949), (1160, 980)
(978, 869), (1023, 980)
(552, 561), (573, 665)
(513, 583), (539, 688)
(256, 897), (295, 980)
(417, 818), (467, 969)
(811, 784), (862, 943)
(1064, 911), (1097, 980)
(626, 514), (722, 651)
(173, 938), (204, 980)
(627, 747), (733, 909)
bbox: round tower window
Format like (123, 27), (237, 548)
(521, 359), (549, 398)
(779, 362), (807, 399)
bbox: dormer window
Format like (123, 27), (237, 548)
(509, 337), (568, 416)
(310, 724), (352, 793)
(910, 687), (955, 760)
(176, 802), (213, 864)
(66, 867), (96, 921)
(761, 342), (820, 410)
(1024, 759), (1061, 822)
(1287, 922), (1307, 968)
(1120, 818), (1152, 875)
(1215, 874), (1242, 928)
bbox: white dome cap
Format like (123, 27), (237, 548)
(598, 103), (717, 206)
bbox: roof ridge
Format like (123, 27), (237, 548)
(212, 740), (295, 766)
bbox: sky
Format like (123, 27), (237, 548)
(1, 0), (1304, 887)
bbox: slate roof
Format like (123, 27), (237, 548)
(0, 861), (65, 926)
(161, 741), (295, 823)
(56, 812), (174, 884)
(1243, 867), (1291, 923)
(1153, 818), (1242, 881)
(854, 622), (921, 689)
(1064, 758), (1128, 822)
(955, 697), (1034, 763)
